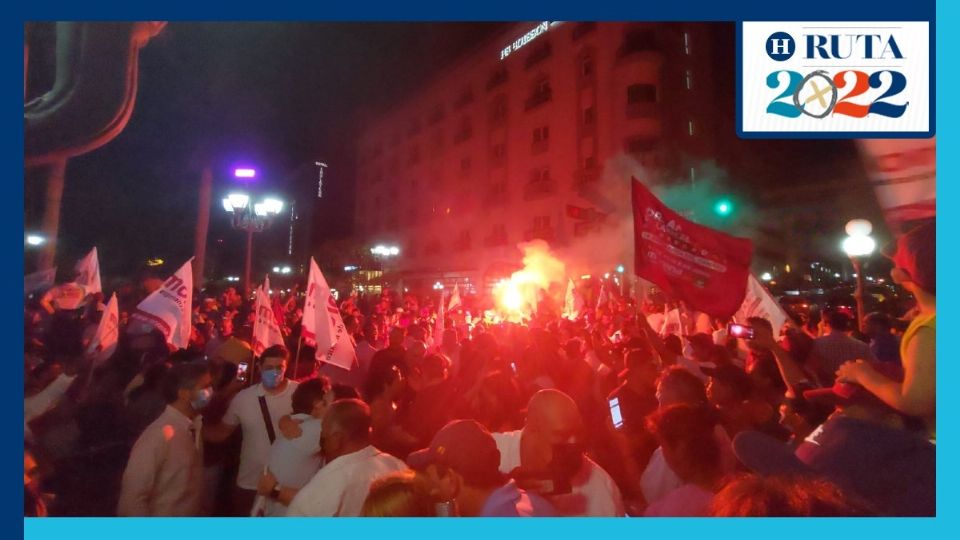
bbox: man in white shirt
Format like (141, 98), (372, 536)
(286, 399), (407, 516)
(118, 362), (212, 516)
(203, 345), (298, 515)
(254, 377), (334, 516)
(492, 389), (625, 517)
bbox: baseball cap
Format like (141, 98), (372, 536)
(407, 420), (505, 486)
(732, 415), (935, 516)
(802, 362), (904, 410)
(882, 219), (935, 294)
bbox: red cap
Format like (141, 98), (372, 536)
(803, 362), (904, 410)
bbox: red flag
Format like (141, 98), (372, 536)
(631, 178), (753, 318)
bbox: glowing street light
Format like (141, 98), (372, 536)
(25, 234), (46, 247)
(433, 282), (445, 291)
(842, 219), (876, 332)
(222, 192), (285, 294)
(760, 272), (773, 282)
(234, 168), (257, 178)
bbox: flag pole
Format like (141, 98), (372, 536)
(292, 334), (303, 380)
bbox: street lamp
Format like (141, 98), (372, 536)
(842, 219), (876, 333)
(25, 234), (46, 247)
(222, 191), (284, 295)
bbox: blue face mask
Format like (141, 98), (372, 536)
(191, 386), (213, 411)
(261, 368), (285, 389)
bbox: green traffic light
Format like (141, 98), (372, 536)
(714, 199), (733, 216)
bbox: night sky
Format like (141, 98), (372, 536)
(25, 22), (508, 280)
(24, 22), (885, 283)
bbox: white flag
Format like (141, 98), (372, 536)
(857, 138), (936, 226)
(734, 274), (789, 335)
(661, 307), (683, 337)
(132, 259), (193, 350)
(448, 284), (462, 311)
(75, 247), (102, 295)
(24, 267), (56, 295)
(303, 258), (356, 370)
(596, 283), (610, 310)
(86, 293), (119, 366)
(252, 278), (285, 356)
(562, 279), (580, 320)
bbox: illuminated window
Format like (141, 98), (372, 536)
(688, 120), (695, 136)
(685, 69), (693, 90)
(684, 31), (691, 55)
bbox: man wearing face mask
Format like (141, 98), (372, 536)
(286, 399), (407, 516)
(118, 362), (212, 516)
(493, 389), (625, 517)
(203, 345), (298, 515)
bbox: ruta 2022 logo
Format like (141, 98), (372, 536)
(740, 22), (931, 137)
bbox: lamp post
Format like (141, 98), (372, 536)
(222, 191), (284, 295)
(842, 219), (876, 333)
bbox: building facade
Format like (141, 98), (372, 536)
(354, 22), (723, 292)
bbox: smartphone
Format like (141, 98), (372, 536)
(609, 397), (624, 429)
(237, 361), (250, 383)
(727, 322), (755, 340)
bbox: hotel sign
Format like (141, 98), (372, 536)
(500, 21), (554, 61)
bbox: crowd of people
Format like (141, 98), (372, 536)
(23, 220), (935, 517)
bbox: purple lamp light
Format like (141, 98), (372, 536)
(234, 168), (256, 178)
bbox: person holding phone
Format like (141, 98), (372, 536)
(202, 345), (299, 515)
(492, 389), (624, 517)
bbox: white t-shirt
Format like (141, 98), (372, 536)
(262, 413), (323, 516)
(492, 430), (625, 517)
(224, 381), (299, 490)
(285, 445), (407, 517)
(25, 373), (76, 442)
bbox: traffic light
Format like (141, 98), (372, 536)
(713, 198), (734, 217)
